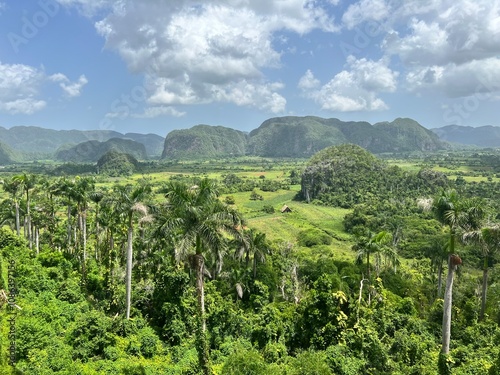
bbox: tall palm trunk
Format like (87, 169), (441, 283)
(35, 227), (39, 256)
(442, 254), (455, 354)
(366, 251), (370, 280)
(194, 250), (209, 375)
(15, 201), (20, 236)
(67, 204), (72, 246)
(125, 214), (133, 319)
(26, 190), (32, 249)
(480, 255), (489, 321)
(95, 207), (100, 260)
(437, 261), (443, 297)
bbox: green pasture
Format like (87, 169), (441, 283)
(222, 187), (355, 261)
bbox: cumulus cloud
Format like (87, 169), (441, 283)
(87, 1), (339, 113)
(299, 57), (398, 111)
(343, 0), (500, 98)
(50, 74), (88, 97)
(0, 62), (86, 115)
(132, 106), (186, 119)
(0, 62), (46, 114)
(342, 0), (391, 29)
(406, 58), (500, 97)
(56, 0), (112, 16)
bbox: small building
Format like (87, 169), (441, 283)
(281, 205), (292, 213)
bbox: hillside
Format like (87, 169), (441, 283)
(0, 126), (164, 158)
(431, 125), (500, 147)
(123, 133), (165, 157)
(55, 138), (147, 162)
(162, 125), (248, 159)
(161, 116), (446, 159)
(0, 141), (19, 165)
(1, 117), (451, 162)
(247, 116), (347, 157)
(300, 144), (447, 207)
(373, 118), (446, 152)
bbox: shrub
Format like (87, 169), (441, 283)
(221, 347), (268, 375)
(262, 205), (275, 214)
(297, 228), (332, 247)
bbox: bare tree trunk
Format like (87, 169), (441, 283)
(67, 205), (72, 246)
(125, 224), (133, 319)
(15, 201), (20, 236)
(194, 253), (209, 375)
(26, 192), (32, 250)
(442, 256), (456, 354)
(437, 261), (443, 297)
(35, 227), (39, 256)
(82, 211), (87, 262)
(480, 256), (488, 321)
(357, 279), (368, 324)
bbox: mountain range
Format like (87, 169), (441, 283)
(430, 125), (500, 148)
(0, 118), (499, 164)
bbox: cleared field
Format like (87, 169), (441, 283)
(224, 187), (355, 260)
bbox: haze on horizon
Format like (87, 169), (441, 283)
(1, 0), (500, 136)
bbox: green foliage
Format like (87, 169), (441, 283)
(67, 309), (116, 360)
(221, 347), (269, 375)
(301, 144), (446, 208)
(288, 350), (331, 375)
(262, 205), (275, 214)
(250, 190), (263, 201)
(97, 150), (139, 176)
(224, 195), (235, 204)
(2, 154), (500, 374)
(297, 228), (332, 247)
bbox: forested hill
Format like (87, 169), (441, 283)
(0, 117), (449, 162)
(162, 125), (248, 159)
(161, 116), (446, 159)
(431, 125), (500, 147)
(0, 126), (164, 158)
(55, 138), (147, 162)
(0, 141), (20, 164)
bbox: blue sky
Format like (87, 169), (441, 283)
(1, 0), (500, 136)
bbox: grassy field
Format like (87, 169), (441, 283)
(221, 185), (355, 260)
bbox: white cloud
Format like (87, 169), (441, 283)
(0, 98), (47, 115)
(0, 62), (86, 115)
(56, 0), (112, 16)
(61, 75), (88, 97)
(133, 106), (186, 118)
(342, 0), (500, 99)
(89, 1), (338, 113)
(49, 73), (88, 97)
(0, 2), (6, 15)
(0, 62), (46, 115)
(406, 58), (500, 97)
(299, 57), (398, 111)
(342, 0), (391, 29)
(298, 70), (320, 89)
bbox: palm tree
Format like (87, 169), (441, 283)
(1, 177), (21, 235)
(89, 189), (104, 260)
(114, 182), (152, 320)
(353, 230), (392, 280)
(53, 177), (77, 249)
(13, 173), (36, 248)
(155, 178), (242, 375)
(237, 229), (270, 280)
(423, 235), (449, 298)
(431, 190), (484, 354)
(463, 224), (500, 321)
